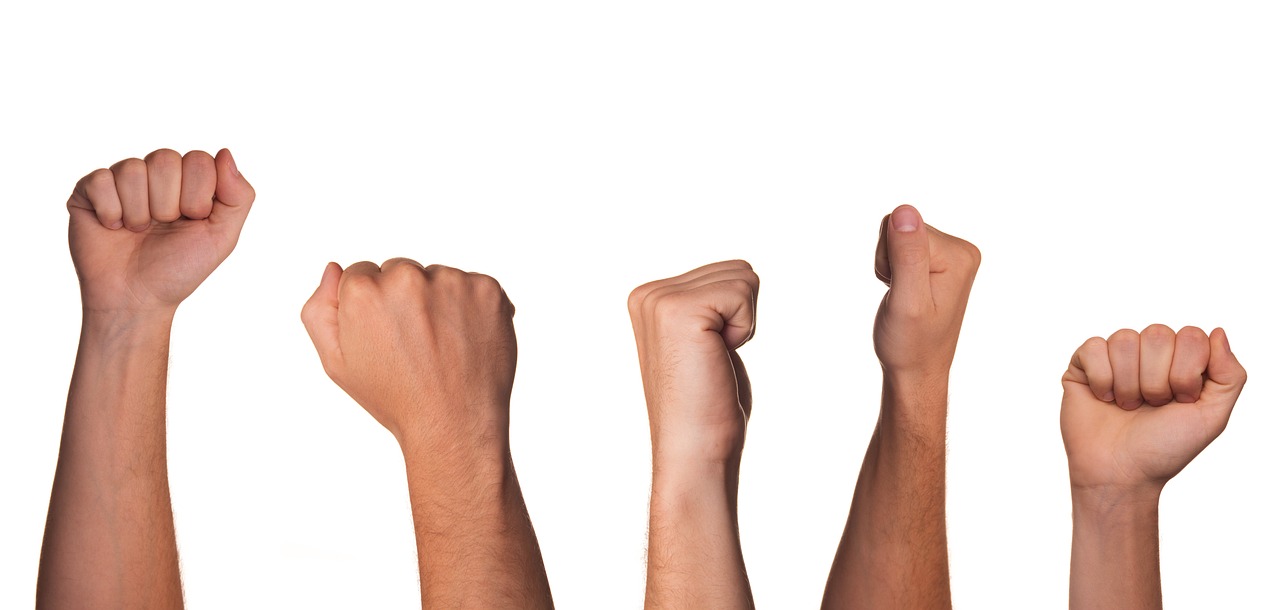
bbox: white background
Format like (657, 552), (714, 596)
(2, 2), (1277, 608)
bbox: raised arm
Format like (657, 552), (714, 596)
(627, 260), (760, 609)
(1061, 325), (1246, 609)
(301, 259), (553, 609)
(38, 149), (255, 609)
(823, 205), (980, 609)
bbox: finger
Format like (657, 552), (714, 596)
(179, 150), (217, 219)
(69, 168), (124, 229)
(628, 259), (753, 316)
(209, 148), (256, 231)
(1138, 324), (1176, 406)
(111, 158), (151, 231)
(1203, 327), (1247, 403)
(730, 350), (752, 420)
(1067, 336), (1115, 402)
(1108, 329), (1142, 410)
(1170, 326), (1210, 402)
(662, 267), (759, 342)
(301, 262), (345, 375)
(874, 213), (890, 286)
(669, 278), (757, 349)
(144, 149), (183, 223)
(882, 204), (932, 310)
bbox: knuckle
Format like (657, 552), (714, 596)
(729, 278), (756, 302)
(468, 271), (502, 291)
(1141, 323), (1175, 341)
(431, 264), (466, 282)
(183, 149), (214, 165)
(86, 168), (115, 189)
(111, 157), (146, 177)
(627, 285), (648, 314)
(1177, 325), (1208, 343)
(628, 279), (665, 314)
(1082, 336), (1108, 355)
(144, 148), (181, 166)
(1109, 328), (1139, 344)
(341, 271), (379, 295)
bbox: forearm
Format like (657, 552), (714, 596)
(1069, 488), (1162, 610)
(646, 458), (753, 609)
(38, 310), (183, 609)
(823, 376), (950, 610)
(402, 437), (553, 609)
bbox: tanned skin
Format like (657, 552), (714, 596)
(1062, 325), (1246, 609)
(628, 260), (760, 609)
(38, 148), (255, 609)
(301, 259), (553, 609)
(823, 205), (980, 610)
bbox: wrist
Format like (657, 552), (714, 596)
(80, 309), (175, 347)
(399, 414), (512, 495)
(879, 371), (949, 434)
(651, 457), (740, 517)
(1071, 482), (1163, 516)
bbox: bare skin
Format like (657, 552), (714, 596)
(38, 148), (255, 610)
(1062, 325), (1246, 609)
(823, 205), (980, 610)
(628, 260), (760, 609)
(301, 259), (553, 609)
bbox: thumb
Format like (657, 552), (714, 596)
(883, 204), (932, 307)
(1202, 327), (1247, 408)
(301, 262), (344, 376)
(209, 148), (256, 231)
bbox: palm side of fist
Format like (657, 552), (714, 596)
(1061, 325), (1247, 493)
(301, 259), (518, 447)
(872, 205), (981, 380)
(627, 260), (758, 463)
(67, 148), (255, 313)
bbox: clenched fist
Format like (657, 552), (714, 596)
(627, 260), (759, 464)
(1061, 325), (1247, 494)
(301, 260), (518, 448)
(873, 205), (981, 383)
(67, 148), (255, 313)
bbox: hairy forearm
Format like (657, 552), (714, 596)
(646, 458), (753, 609)
(401, 434), (553, 609)
(823, 376), (950, 610)
(1070, 487), (1162, 610)
(38, 310), (183, 609)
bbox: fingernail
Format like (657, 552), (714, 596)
(1101, 391), (1115, 402)
(108, 220), (124, 230)
(1221, 330), (1231, 353)
(1175, 393), (1195, 403)
(891, 205), (920, 232)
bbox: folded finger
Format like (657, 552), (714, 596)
(1108, 329), (1142, 409)
(1138, 324), (1176, 407)
(1170, 326), (1210, 402)
(145, 149), (183, 223)
(112, 158), (150, 231)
